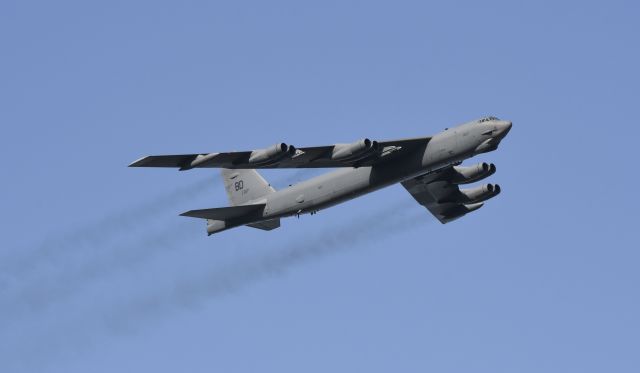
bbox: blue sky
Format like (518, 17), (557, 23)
(1, 0), (638, 372)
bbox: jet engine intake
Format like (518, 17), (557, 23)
(249, 143), (296, 165)
(437, 183), (501, 204)
(451, 162), (496, 184)
(331, 138), (379, 161)
(458, 183), (501, 203)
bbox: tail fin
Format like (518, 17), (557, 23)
(222, 169), (275, 206)
(180, 169), (279, 236)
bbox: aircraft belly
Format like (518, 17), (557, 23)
(263, 167), (370, 217)
(299, 174), (368, 213)
(264, 155), (431, 218)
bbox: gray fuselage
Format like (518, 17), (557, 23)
(252, 118), (512, 221)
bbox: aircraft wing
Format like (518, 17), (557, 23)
(129, 137), (430, 170)
(401, 165), (499, 224)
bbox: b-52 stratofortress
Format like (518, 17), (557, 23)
(130, 117), (512, 235)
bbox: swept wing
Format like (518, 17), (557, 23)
(401, 164), (500, 224)
(129, 137), (430, 169)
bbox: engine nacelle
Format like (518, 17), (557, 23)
(331, 138), (379, 161)
(437, 183), (501, 204)
(458, 183), (501, 203)
(248, 143), (296, 165)
(451, 162), (496, 184)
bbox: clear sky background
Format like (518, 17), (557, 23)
(1, 1), (638, 372)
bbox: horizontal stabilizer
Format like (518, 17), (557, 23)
(180, 204), (265, 220)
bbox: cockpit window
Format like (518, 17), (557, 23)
(479, 116), (499, 123)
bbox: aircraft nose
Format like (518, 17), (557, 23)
(495, 120), (512, 138)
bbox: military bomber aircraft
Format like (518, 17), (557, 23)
(130, 117), (512, 235)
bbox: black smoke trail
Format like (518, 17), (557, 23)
(1, 199), (426, 373)
(1, 170), (314, 318)
(113, 200), (424, 322)
(0, 176), (217, 278)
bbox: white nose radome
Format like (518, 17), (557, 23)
(495, 121), (512, 137)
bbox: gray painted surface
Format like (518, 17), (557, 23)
(131, 117), (512, 235)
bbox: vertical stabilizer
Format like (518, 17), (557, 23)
(221, 169), (276, 206)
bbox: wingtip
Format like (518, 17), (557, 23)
(128, 156), (149, 167)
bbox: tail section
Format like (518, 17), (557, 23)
(182, 169), (280, 235)
(222, 169), (275, 206)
